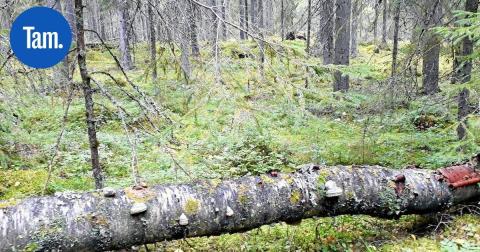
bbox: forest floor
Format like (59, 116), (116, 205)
(0, 38), (479, 251)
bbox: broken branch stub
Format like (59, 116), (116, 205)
(1, 163), (480, 251)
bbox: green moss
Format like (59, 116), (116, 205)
(379, 188), (400, 215)
(290, 189), (302, 204)
(345, 191), (355, 200)
(316, 170), (329, 196)
(237, 185), (250, 205)
(210, 179), (222, 188)
(281, 174), (294, 185)
(0, 198), (19, 208)
(0, 170), (48, 200)
(238, 194), (249, 205)
(260, 174), (275, 184)
(124, 188), (156, 203)
(317, 170), (329, 186)
(23, 242), (40, 252)
(184, 198), (200, 215)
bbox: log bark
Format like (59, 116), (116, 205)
(1, 163), (480, 251)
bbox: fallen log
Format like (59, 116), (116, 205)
(1, 163), (479, 251)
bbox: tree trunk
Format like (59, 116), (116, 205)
(456, 0), (479, 83)
(250, 0), (256, 31)
(75, 0), (104, 189)
(258, 0), (265, 71)
(239, 0), (246, 39)
(147, 2), (157, 81)
(452, 43), (462, 84)
(333, 0), (351, 92)
(265, 0), (274, 35)
(317, 0), (334, 64)
(221, 0), (228, 40)
(391, 0), (400, 77)
(64, 0), (77, 42)
(188, 1), (201, 57)
(422, 0), (442, 95)
(350, 0), (360, 58)
(306, 0), (312, 54)
(373, 0), (379, 44)
(2, 162), (480, 251)
(244, 0), (249, 36)
(118, 0), (133, 70)
(209, 0), (218, 54)
(381, 0), (387, 46)
(47, 0), (70, 91)
(457, 88), (470, 140)
(94, 0), (106, 40)
(87, 0), (100, 40)
(280, 0), (284, 40)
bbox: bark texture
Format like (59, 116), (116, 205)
(381, 0), (387, 45)
(391, 0), (400, 77)
(147, 2), (157, 81)
(188, 1), (201, 57)
(421, 0), (442, 95)
(239, 0), (247, 39)
(64, 0), (77, 42)
(333, 0), (351, 91)
(118, 0), (133, 70)
(457, 88), (470, 140)
(317, 0), (334, 64)
(2, 163), (480, 251)
(456, 0), (479, 83)
(350, 0), (361, 58)
(306, 0), (312, 54)
(75, 0), (104, 189)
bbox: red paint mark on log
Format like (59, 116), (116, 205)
(438, 164), (480, 188)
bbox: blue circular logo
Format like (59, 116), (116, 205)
(10, 6), (72, 69)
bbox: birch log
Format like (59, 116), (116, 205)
(1, 163), (480, 251)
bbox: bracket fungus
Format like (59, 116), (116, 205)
(102, 187), (116, 197)
(179, 213), (189, 226)
(325, 180), (343, 198)
(130, 203), (148, 215)
(226, 206), (234, 217)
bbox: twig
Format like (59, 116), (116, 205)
(42, 84), (75, 195)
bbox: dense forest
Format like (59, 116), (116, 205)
(0, 0), (479, 251)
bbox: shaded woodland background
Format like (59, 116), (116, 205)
(0, 0), (479, 250)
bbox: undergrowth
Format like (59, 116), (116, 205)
(0, 38), (479, 250)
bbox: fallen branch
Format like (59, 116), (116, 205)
(1, 162), (479, 251)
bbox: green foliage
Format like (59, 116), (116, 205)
(203, 127), (294, 176)
(436, 11), (480, 61)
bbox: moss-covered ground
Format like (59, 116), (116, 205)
(0, 38), (479, 250)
